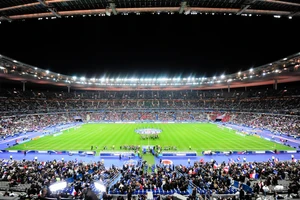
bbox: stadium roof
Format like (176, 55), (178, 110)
(0, 52), (300, 91)
(0, 0), (299, 22)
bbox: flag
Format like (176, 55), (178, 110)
(213, 163), (219, 169)
(223, 166), (229, 173)
(216, 114), (226, 119)
(72, 188), (76, 196)
(250, 173), (257, 179)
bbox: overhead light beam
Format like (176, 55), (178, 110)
(1, 16), (12, 22)
(237, 0), (257, 15)
(289, 11), (300, 17)
(37, 0), (47, 6)
(237, 5), (250, 15)
(179, 1), (187, 14)
(48, 7), (61, 18)
(37, 0), (61, 18)
(109, 3), (117, 15)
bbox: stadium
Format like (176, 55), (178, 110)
(0, 1), (300, 200)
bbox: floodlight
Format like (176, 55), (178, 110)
(238, 71), (241, 75)
(249, 68), (253, 72)
(220, 74), (225, 79)
(80, 77), (86, 81)
(49, 181), (67, 192)
(184, 9), (191, 15)
(46, 70), (49, 74)
(213, 76), (216, 80)
(106, 8), (111, 16)
(72, 76), (77, 80)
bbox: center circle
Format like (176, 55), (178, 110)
(135, 128), (162, 134)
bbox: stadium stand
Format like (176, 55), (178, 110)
(0, 158), (299, 199)
(1, 88), (299, 138)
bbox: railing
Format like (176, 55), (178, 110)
(174, 167), (185, 178)
(0, 109), (299, 118)
(210, 194), (239, 200)
(107, 171), (122, 193)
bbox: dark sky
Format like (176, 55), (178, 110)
(0, 14), (299, 78)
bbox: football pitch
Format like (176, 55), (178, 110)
(8, 123), (294, 153)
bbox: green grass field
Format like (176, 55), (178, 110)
(8, 123), (294, 153)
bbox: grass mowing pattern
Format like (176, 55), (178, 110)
(8, 123), (294, 153)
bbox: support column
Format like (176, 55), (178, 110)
(228, 83), (230, 93)
(274, 79), (278, 90)
(22, 81), (27, 92)
(67, 85), (71, 93)
(245, 87), (247, 91)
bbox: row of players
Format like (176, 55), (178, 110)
(90, 145), (178, 152)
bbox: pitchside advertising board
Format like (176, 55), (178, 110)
(161, 152), (197, 156)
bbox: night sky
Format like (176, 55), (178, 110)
(0, 14), (299, 78)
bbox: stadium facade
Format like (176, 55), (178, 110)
(0, 0), (300, 22)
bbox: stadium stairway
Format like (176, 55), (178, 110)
(107, 172), (122, 193)
(187, 184), (193, 194)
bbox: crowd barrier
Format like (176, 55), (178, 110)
(99, 151), (136, 157)
(161, 152), (197, 157)
(202, 150), (300, 155)
(1, 150), (96, 156)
